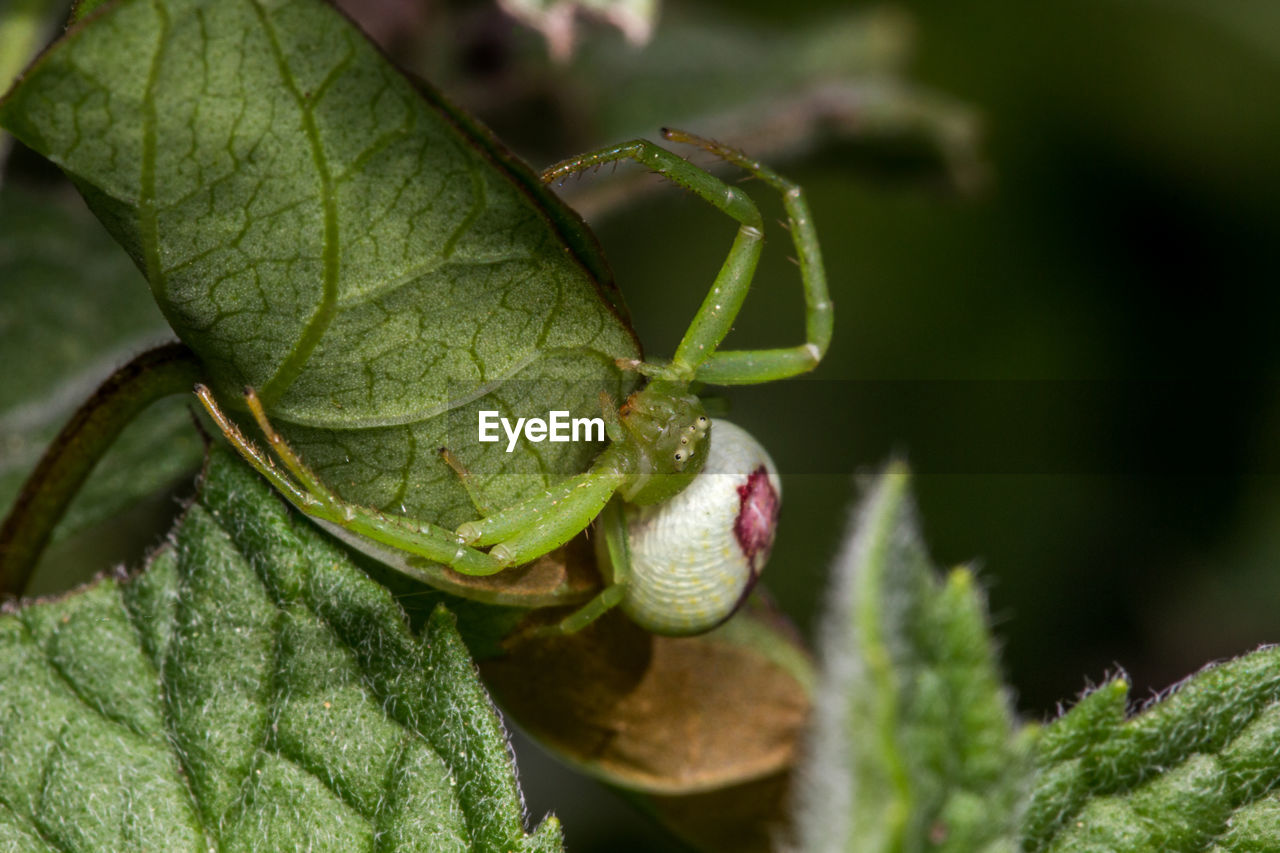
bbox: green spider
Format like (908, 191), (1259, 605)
(198, 128), (831, 636)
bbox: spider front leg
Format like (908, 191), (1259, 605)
(665, 129), (834, 385)
(541, 128), (832, 384)
(455, 446), (630, 567)
(195, 386), (503, 576)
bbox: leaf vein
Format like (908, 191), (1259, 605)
(440, 156), (486, 260)
(251, 1), (341, 408)
(14, 612), (151, 744)
(32, 720), (75, 853)
(118, 572), (213, 847)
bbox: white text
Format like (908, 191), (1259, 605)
(478, 410), (605, 452)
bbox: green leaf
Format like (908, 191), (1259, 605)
(0, 0), (640, 535)
(0, 446), (562, 851)
(69, 0), (112, 24)
(794, 461), (1031, 852)
(0, 189), (202, 573)
(1025, 649), (1280, 851)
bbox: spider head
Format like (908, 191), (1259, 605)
(617, 384), (711, 505)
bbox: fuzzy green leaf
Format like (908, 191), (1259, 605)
(795, 461), (1031, 852)
(0, 446), (562, 852)
(1025, 649), (1280, 852)
(0, 0), (640, 537)
(0, 189), (201, 557)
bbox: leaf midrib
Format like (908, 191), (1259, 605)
(249, 2), (344, 408)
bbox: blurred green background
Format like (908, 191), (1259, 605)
(4, 0), (1279, 849)
(428, 3), (1280, 843)
(657, 0), (1280, 712)
(407, 0), (1280, 715)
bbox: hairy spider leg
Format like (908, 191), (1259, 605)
(663, 129), (833, 385)
(542, 137), (762, 383)
(196, 385), (503, 576)
(455, 446), (631, 566)
(443, 389), (628, 563)
(445, 388), (635, 569)
(541, 129), (832, 385)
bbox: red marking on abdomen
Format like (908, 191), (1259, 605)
(735, 466), (779, 575)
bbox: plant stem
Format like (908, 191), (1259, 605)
(0, 342), (202, 598)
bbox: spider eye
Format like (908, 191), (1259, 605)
(679, 436), (689, 445)
(696, 416), (710, 430)
(674, 450), (686, 463)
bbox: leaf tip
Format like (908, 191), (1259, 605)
(883, 455), (912, 481)
(428, 602), (459, 630)
(946, 565), (975, 591)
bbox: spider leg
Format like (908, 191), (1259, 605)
(523, 497), (631, 637)
(542, 130), (831, 384)
(195, 386), (502, 576)
(542, 137), (764, 382)
(665, 129), (833, 385)
(455, 451), (629, 567)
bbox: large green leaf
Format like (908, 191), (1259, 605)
(0, 446), (562, 851)
(794, 462), (1031, 852)
(0, 0), (640, 536)
(1025, 651), (1280, 851)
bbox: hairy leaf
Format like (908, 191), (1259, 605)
(1026, 650), (1280, 851)
(0, 0), (640, 537)
(0, 446), (561, 851)
(794, 462), (1031, 852)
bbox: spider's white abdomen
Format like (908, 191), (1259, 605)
(619, 419), (781, 635)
